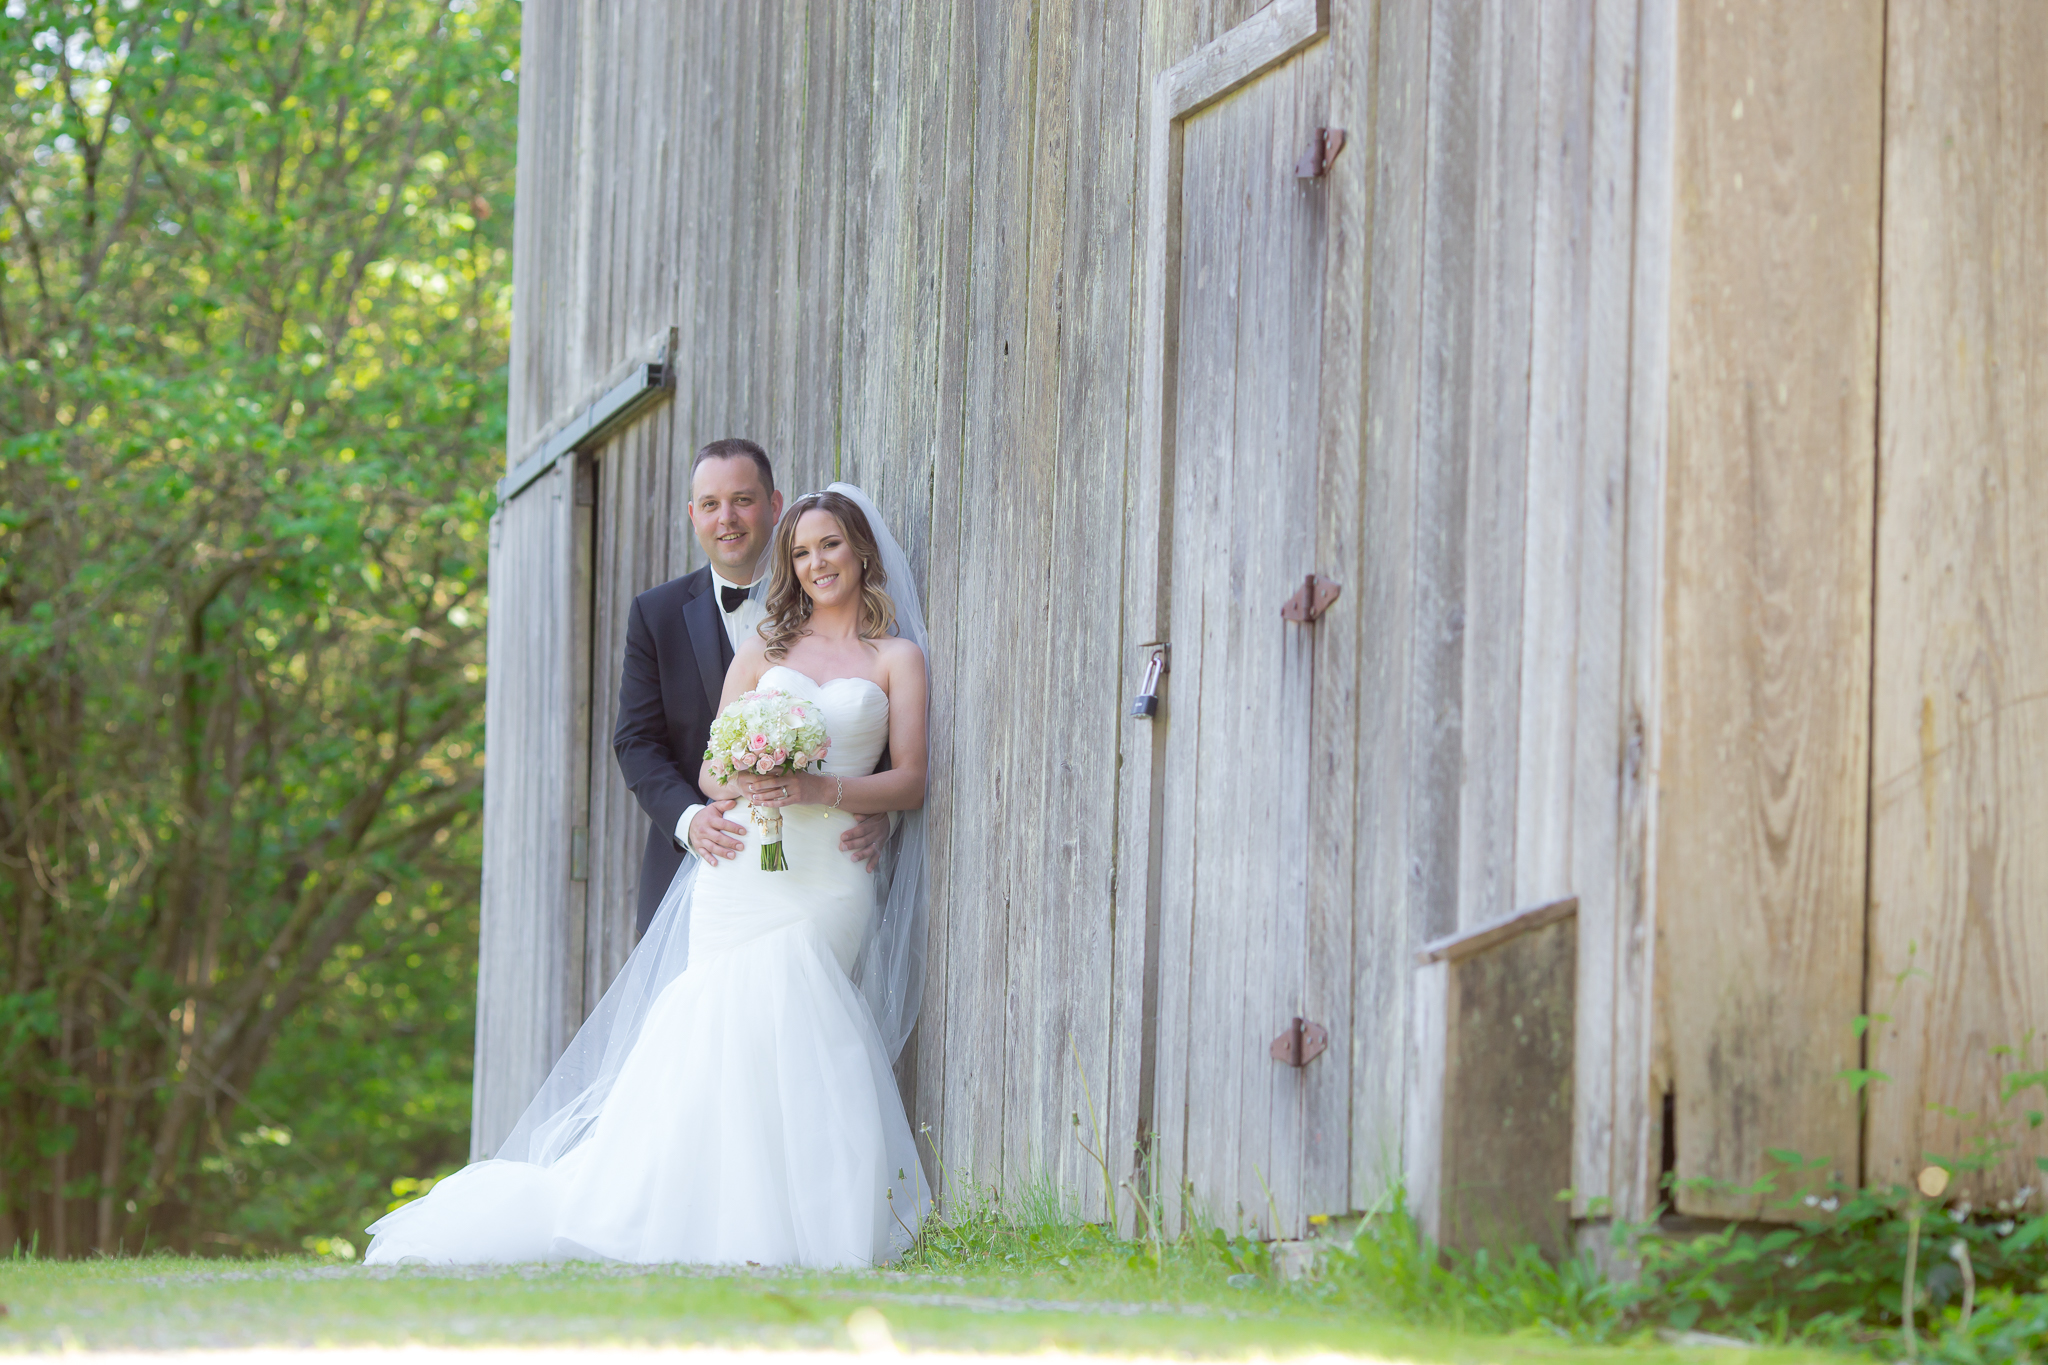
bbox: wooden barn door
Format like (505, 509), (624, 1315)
(1136, 1), (1351, 1241)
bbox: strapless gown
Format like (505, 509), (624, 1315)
(362, 666), (927, 1267)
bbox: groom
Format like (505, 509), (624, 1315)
(612, 438), (895, 938)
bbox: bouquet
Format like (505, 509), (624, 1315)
(704, 686), (831, 870)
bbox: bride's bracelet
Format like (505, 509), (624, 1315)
(830, 775), (844, 809)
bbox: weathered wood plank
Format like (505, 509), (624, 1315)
(791, 0), (848, 483)
(1271, 42), (1336, 1235)
(937, 0), (1041, 1196)
(584, 414), (676, 1006)
(472, 463), (578, 1159)
(1300, 0), (1371, 1225)
(1610, 0), (1677, 1232)
(1030, 0), (1147, 1222)
(1561, 0), (1639, 1224)
(1115, 0), (1192, 1237)
(1229, 57), (1291, 1238)
(1866, 0), (2048, 1203)
(1660, 0), (1882, 1217)
(1402, 957), (1448, 1240)
(1162, 0), (1327, 120)
(1407, 0), (1480, 949)
(908, 0), (980, 1206)
(1351, 0), (1428, 1210)
(1514, 0), (1593, 920)
(1516, 0), (1641, 1221)
(1439, 911), (1576, 1258)
(506, 0), (586, 457)
(997, 0), (1072, 1205)
(1452, 0), (1539, 938)
(561, 456), (594, 1027)
(1171, 77), (1253, 1234)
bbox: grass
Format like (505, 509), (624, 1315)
(0, 1250), (1842, 1363)
(3, 1168), (2041, 1361)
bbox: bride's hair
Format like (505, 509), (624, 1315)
(759, 490), (897, 662)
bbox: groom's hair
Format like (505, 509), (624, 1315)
(692, 437), (774, 493)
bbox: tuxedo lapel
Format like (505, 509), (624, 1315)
(681, 585), (732, 716)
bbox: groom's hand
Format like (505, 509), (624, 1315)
(690, 799), (747, 865)
(840, 812), (890, 872)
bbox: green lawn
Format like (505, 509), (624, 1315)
(0, 1255), (1851, 1363)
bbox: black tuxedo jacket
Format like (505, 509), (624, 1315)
(612, 564), (735, 937)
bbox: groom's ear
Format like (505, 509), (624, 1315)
(769, 488), (784, 521)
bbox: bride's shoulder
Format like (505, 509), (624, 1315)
(873, 636), (925, 683)
(728, 634), (771, 685)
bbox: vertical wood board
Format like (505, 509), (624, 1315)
(1866, 0), (2048, 1202)
(1659, 0), (1883, 1216)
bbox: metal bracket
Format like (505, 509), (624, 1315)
(1270, 1017), (1329, 1067)
(1294, 127), (1346, 179)
(1280, 573), (1342, 622)
(498, 327), (677, 503)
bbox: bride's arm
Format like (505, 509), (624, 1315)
(695, 638), (772, 801)
(743, 642), (927, 816)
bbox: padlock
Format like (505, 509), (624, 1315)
(1129, 649), (1166, 720)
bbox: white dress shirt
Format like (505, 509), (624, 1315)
(678, 570), (764, 851)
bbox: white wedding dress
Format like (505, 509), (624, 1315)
(362, 666), (928, 1267)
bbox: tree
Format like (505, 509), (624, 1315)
(0, 0), (517, 1253)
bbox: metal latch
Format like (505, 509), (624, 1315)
(1130, 645), (1169, 719)
(1270, 1017), (1329, 1067)
(1280, 573), (1342, 622)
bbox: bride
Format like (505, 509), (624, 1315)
(364, 484), (931, 1268)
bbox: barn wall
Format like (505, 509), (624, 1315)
(482, 0), (1679, 1228)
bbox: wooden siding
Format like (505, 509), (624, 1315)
(1866, 0), (2048, 1202)
(1390, 0), (1664, 1225)
(1658, 0), (1884, 1217)
(485, 0), (1675, 1221)
(481, 0), (2048, 1234)
(473, 464), (585, 1155)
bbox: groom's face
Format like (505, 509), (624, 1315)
(689, 455), (782, 582)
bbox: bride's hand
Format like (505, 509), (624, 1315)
(738, 772), (822, 809)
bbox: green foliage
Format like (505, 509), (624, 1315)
(0, 0), (516, 1254)
(188, 875), (478, 1258)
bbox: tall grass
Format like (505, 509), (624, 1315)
(899, 1155), (2048, 1359)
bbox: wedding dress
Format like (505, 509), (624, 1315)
(361, 664), (928, 1267)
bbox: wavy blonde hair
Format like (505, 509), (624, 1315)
(760, 491), (897, 662)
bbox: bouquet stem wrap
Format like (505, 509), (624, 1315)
(754, 805), (788, 871)
(704, 685), (831, 873)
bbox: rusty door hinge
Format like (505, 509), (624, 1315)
(1270, 1017), (1329, 1067)
(1280, 573), (1342, 622)
(1294, 127), (1346, 179)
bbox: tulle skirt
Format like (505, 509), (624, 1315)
(362, 801), (928, 1268)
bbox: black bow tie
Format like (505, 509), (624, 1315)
(719, 583), (751, 614)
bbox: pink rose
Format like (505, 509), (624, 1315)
(793, 707), (806, 721)
(750, 734), (768, 751)
(735, 753), (755, 771)
(790, 751), (808, 768)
